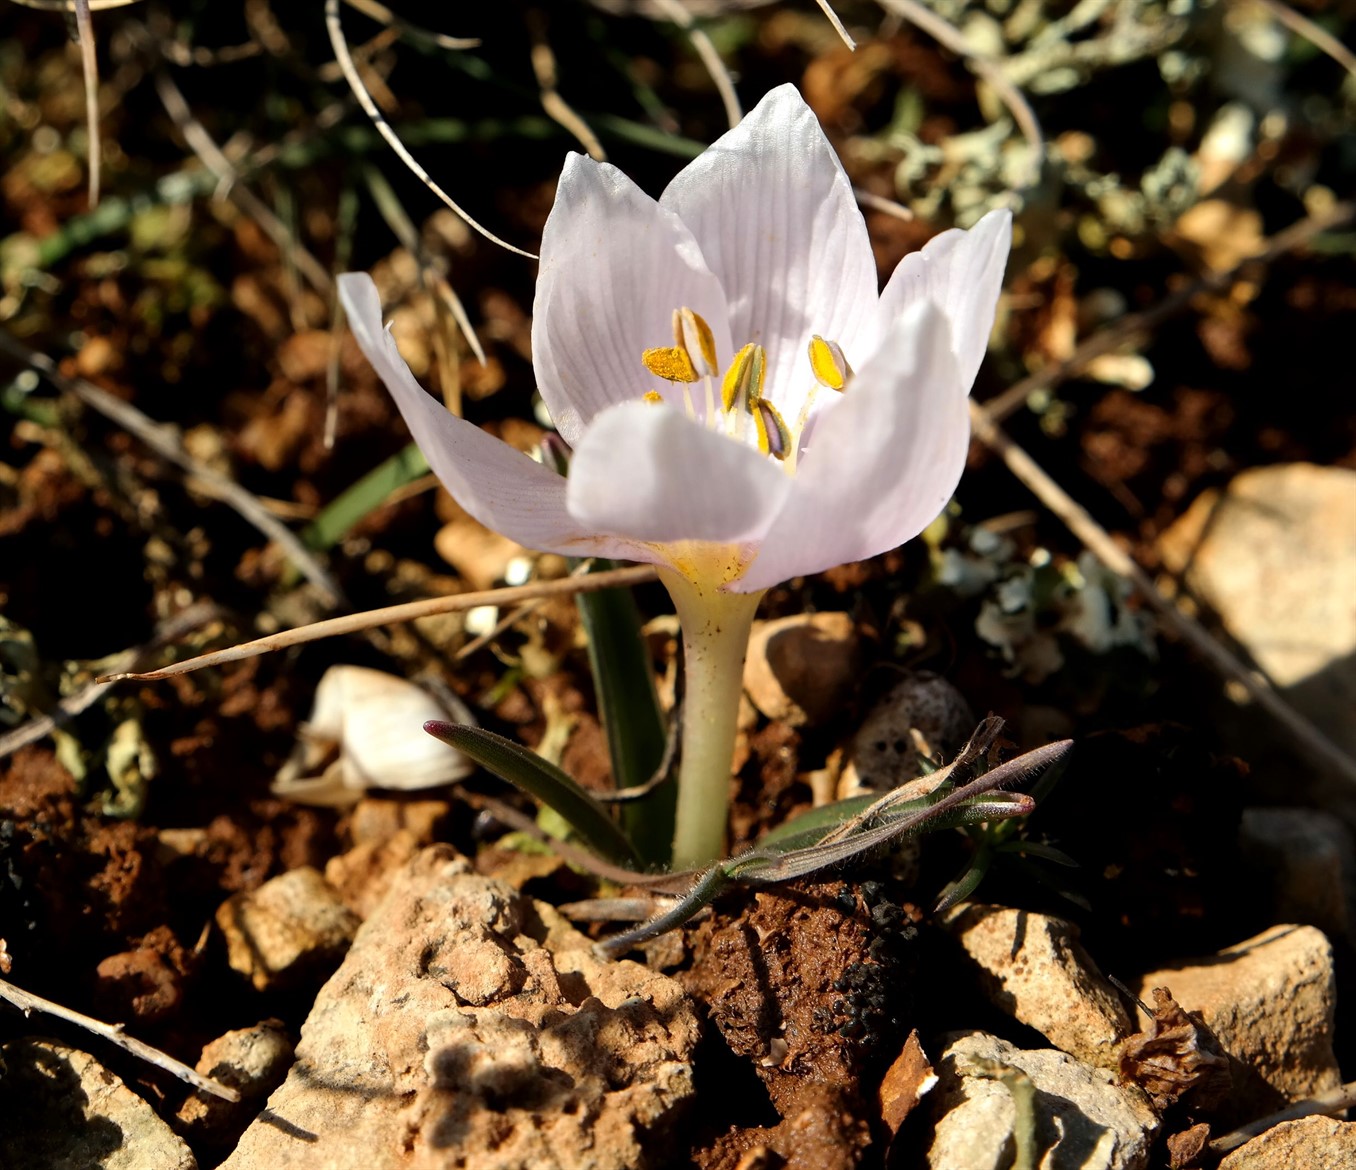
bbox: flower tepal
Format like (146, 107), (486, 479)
(339, 83), (1012, 864)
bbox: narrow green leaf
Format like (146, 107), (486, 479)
(302, 442), (430, 551)
(997, 839), (1079, 867)
(573, 558), (671, 864)
(934, 849), (993, 913)
(424, 720), (639, 867)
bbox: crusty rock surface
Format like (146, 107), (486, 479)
(1133, 923), (1340, 1112)
(838, 672), (974, 796)
(925, 1031), (1158, 1170)
(216, 866), (360, 992)
(0, 1038), (197, 1170)
(1218, 1115), (1356, 1170)
(218, 845), (700, 1170)
(177, 1020), (295, 1140)
(941, 904), (1132, 1069)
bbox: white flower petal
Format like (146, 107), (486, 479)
(566, 401), (792, 545)
(876, 208), (1012, 389)
(660, 85), (879, 422)
(340, 273), (636, 560)
(533, 154), (732, 446)
(732, 302), (970, 592)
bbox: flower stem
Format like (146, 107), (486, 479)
(658, 568), (765, 868)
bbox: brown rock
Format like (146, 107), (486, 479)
(1218, 1116), (1356, 1170)
(218, 845), (699, 1170)
(216, 866), (360, 992)
(1133, 924), (1340, 1113)
(94, 925), (190, 1025)
(325, 830), (422, 919)
(879, 1030), (936, 1136)
(941, 903), (1132, 1068)
(743, 612), (863, 727)
(177, 1021), (295, 1138)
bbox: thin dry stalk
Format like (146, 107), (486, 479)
(0, 330), (346, 606)
(73, 0), (101, 206)
(984, 200), (1356, 422)
(528, 10), (607, 161)
(815, 0), (858, 51)
(0, 602), (222, 761)
(99, 565), (659, 683)
(150, 64), (334, 297)
(325, 0), (536, 259)
(342, 0), (480, 51)
(875, 0), (1045, 190)
(1210, 1080), (1356, 1154)
(1249, 0), (1356, 80)
(967, 400), (1356, 791)
(649, 0), (742, 130)
(854, 186), (915, 221)
(0, 977), (241, 1102)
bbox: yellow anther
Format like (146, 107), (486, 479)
(673, 308), (718, 377)
(642, 346), (699, 383)
(807, 335), (850, 391)
(643, 390), (664, 404)
(720, 343), (766, 412)
(752, 397), (791, 460)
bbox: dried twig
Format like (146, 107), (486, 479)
(1249, 0), (1356, 81)
(875, 0), (1045, 190)
(1210, 1079), (1356, 1154)
(73, 0), (100, 207)
(815, 0), (858, 51)
(342, 0), (481, 51)
(983, 200), (1356, 422)
(98, 565), (659, 683)
(854, 186), (915, 221)
(0, 329), (346, 607)
(649, 0), (742, 130)
(0, 977), (240, 1102)
(0, 601), (222, 761)
(528, 10), (607, 161)
(967, 400), (1356, 791)
(324, 0), (536, 259)
(150, 64), (333, 298)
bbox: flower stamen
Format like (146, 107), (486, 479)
(807, 334), (851, 390)
(642, 346), (698, 383)
(673, 308), (718, 377)
(752, 397), (790, 460)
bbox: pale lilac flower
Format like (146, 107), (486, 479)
(338, 84), (1010, 597)
(338, 84), (1012, 866)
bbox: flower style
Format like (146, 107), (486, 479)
(338, 84), (1011, 866)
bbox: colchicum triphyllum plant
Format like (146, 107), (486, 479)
(338, 85), (1014, 870)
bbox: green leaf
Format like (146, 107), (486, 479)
(997, 839), (1079, 867)
(934, 849), (993, 913)
(424, 721), (639, 867)
(302, 442), (431, 551)
(574, 558), (672, 865)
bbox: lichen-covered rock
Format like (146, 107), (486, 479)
(941, 904), (1132, 1068)
(925, 1031), (1158, 1170)
(0, 1038), (197, 1170)
(838, 672), (974, 797)
(218, 845), (699, 1170)
(1133, 923), (1340, 1113)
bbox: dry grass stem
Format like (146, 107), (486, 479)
(73, 0), (100, 207)
(875, 0), (1045, 190)
(150, 64), (334, 297)
(1249, 0), (1356, 80)
(0, 977), (241, 1102)
(0, 330), (346, 606)
(529, 10), (607, 161)
(325, 0), (537, 259)
(968, 401), (1356, 791)
(984, 200), (1356, 423)
(854, 186), (915, 221)
(98, 565), (659, 683)
(649, 0), (742, 130)
(1210, 1080), (1356, 1154)
(342, 0), (481, 51)
(814, 0), (858, 51)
